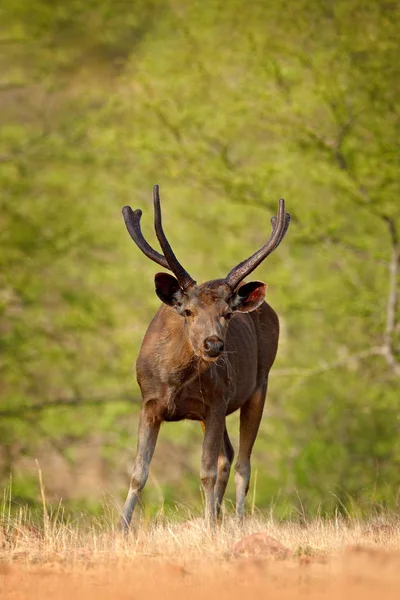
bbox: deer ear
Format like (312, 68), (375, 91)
(229, 281), (267, 313)
(154, 273), (184, 307)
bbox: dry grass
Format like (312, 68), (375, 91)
(2, 499), (400, 599)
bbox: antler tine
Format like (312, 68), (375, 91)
(153, 184), (197, 291)
(122, 205), (170, 270)
(224, 198), (290, 291)
(270, 212), (291, 250)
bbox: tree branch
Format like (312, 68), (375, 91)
(0, 394), (140, 419)
(381, 216), (400, 376)
(273, 346), (385, 380)
(298, 101), (400, 379)
(0, 128), (49, 164)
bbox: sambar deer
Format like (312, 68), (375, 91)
(119, 185), (290, 532)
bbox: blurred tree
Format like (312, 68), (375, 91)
(0, 0), (398, 515)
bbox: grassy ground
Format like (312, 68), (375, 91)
(2, 500), (400, 599)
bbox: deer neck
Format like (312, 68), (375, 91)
(156, 308), (209, 386)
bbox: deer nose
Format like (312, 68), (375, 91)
(203, 336), (224, 357)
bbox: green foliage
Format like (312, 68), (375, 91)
(0, 0), (399, 517)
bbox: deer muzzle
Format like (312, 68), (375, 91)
(203, 336), (224, 358)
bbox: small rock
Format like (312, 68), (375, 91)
(231, 533), (291, 559)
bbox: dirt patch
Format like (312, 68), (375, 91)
(1, 550), (400, 600)
(2, 515), (400, 599)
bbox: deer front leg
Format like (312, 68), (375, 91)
(119, 406), (161, 534)
(200, 409), (226, 531)
(215, 427), (234, 518)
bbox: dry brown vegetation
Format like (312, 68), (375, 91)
(2, 504), (400, 600)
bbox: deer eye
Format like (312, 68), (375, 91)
(184, 309), (192, 317)
(223, 311), (233, 321)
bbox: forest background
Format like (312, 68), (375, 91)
(1, 0), (399, 521)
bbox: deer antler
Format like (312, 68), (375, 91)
(122, 185), (197, 291)
(152, 185), (197, 291)
(224, 198), (290, 291)
(122, 206), (170, 269)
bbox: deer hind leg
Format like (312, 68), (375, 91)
(235, 380), (268, 521)
(118, 406), (161, 534)
(215, 427), (234, 518)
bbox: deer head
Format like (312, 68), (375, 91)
(122, 185), (290, 361)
